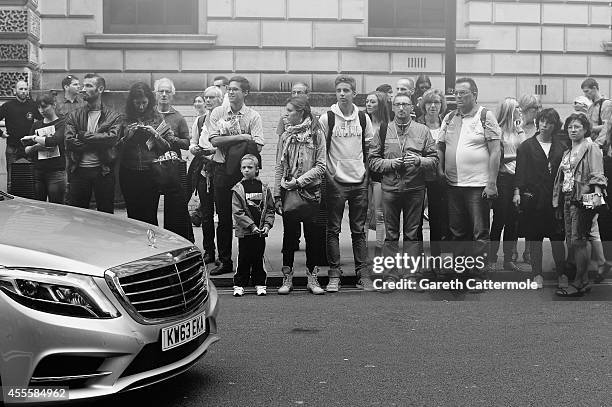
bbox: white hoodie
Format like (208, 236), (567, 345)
(318, 103), (373, 184)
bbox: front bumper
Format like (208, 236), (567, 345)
(0, 277), (219, 403)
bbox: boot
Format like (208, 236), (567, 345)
(278, 266), (293, 295)
(306, 267), (325, 295)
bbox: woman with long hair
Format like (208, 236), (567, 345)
(365, 91), (390, 256)
(118, 82), (192, 240)
(23, 93), (66, 203)
(490, 97), (527, 271)
(552, 113), (607, 296)
(274, 96), (327, 295)
(417, 89), (448, 258)
(514, 108), (567, 289)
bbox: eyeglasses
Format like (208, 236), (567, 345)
(425, 101), (442, 105)
(393, 102), (412, 108)
(453, 90), (473, 97)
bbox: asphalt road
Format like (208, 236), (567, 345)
(76, 287), (612, 407)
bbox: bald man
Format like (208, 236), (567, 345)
(396, 78), (421, 118)
(0, 80), (42, 192)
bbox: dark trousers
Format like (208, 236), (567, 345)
(427, 180), (449, 256)
(490, 173), (518, 262)
(282, 217), (319, 271)
(382, 188), (426, 274)
(234, 235), (266, 287)
(326, 177), (368, 278)
(197, 174), (216, 256)
(69, 167), (115, 213)
(34, 169), (66, 204)
(213, 164), (239, 266)
(447, 186), (491, 275)
(119, 166), (194, 241)
(524, 209), (565, 276)
(5, 145), (19, 194)
(601, 156), (612, 260)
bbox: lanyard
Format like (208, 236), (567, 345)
(394, 121), (410, 154)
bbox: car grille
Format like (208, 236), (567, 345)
(106, 247), (207, 323)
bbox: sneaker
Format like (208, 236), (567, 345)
(233, 286), (244, 297)
(255, 285), (267, 296)
(356, 277), (375, 292)
(534, 274), (544, 289)
(326, 277), (340, 293)
(558, 274), (569, 289)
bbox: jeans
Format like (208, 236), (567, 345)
(197, 174), (216, 257)
(489, 173), (518, 262)
(34, 169), (67, 204)
(326, 177), (368, 278)
(447, 186), (491, 276)
(282, 217), (319, 271)
(234, 235), (266, 287)
(382, 188), (426, 275)
(426, 179), (449, 257)
(68, 167), (115, 213)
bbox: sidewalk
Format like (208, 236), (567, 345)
(117, 205), (582, 289)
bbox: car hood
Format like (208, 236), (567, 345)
(0, 197), (194, 277)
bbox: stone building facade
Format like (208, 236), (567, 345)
(1, 0), (612, 187)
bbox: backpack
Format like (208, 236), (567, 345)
(325, 110), (368, 164)
(443, 107), (503, 164)
(593, 98), (608, 125)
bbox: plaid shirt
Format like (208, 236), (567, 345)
(208, 103), (264, 163)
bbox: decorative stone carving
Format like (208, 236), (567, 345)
(0, 43), (28, 61)
(28, 9), (39, 39)
(0, 10), (28, 34)
(0, 72), (29, 98)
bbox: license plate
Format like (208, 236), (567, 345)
(161, 312), (205, 351)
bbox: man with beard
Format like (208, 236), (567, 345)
(0, 80), (42, 192)
(64, 73), (122, 213)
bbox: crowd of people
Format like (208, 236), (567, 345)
(1, 73), (610, 298)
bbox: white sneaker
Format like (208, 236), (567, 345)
(233, 286), (244, 297)
(255, 285), (267, 296)
(326, 277), (340, 292)
(534, 275), (544, 289)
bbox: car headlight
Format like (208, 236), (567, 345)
(0, 266), (120, 319)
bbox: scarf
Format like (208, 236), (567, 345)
(280, 117), (313, 171)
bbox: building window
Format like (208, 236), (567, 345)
(103, 0), (197, 34)
(368, 0), (446, 38)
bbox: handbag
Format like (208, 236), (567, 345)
(151, 153), (182, 192)
(282, 186), (320, 222)
(281, 132), (321, 222)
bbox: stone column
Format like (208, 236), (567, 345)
(0, 0), (40, 190)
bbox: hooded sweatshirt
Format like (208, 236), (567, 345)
(318, 103), (373, 184)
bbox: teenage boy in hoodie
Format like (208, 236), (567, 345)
(231, 154), (275, 297)
(318, 75), (374, 292)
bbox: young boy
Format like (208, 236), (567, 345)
(231, 154), (275, 296)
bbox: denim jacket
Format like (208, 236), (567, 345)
(552, 139), (607, 207)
